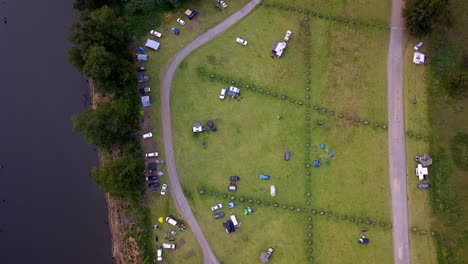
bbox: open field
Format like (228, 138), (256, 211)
(167, 2), (392, 263)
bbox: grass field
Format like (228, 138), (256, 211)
(167, 2), (393, 263)
(139, 1), (251, 263)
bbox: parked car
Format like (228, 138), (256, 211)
(259, 174), (270, 180)
(219, 88), (226, 100)
(214, 212), (225, 219)
(157, 248), (163, 261)
(236, 37), (247, 46)
(211, 203), (222, 211)
(177, 18), (185, 25)
(138, 87), (151, 94)
(162, 243), (176, 249)
(138, 75), (149, 83)
(161, 184), (167, 195)
(171, 27), (180, 35)
(207, 120), (217, 132)
(142, 133), (153, 139)
(149, 182), (160, 188)
(136, 66), (146, 72)
(146, 176), (159, 181)
(145, 152), (158, 158)
(417, 183), (431, 189)
(150, 30), (162, 38)
(284, 30), (292, 42)
(229, 176), (240, 181)
(284, 150), (291, 161)
(413, 41), (423, 51)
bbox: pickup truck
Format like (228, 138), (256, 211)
(138, 87), (150, 94)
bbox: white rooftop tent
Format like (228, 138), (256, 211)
(145, 39), (160, 51)
(416, 164), (428, 181)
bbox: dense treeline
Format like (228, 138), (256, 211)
(68, 3), (156, 262)
(73, 0), (186, 13)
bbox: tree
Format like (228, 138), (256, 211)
(402, 0), (448, 37)
(80, 45), (136, 94)
(69, 6), (131, 63)
(93, 155), (144, 200)
(73, 0), (111, 11)
(72, 97), (139, 150)
(125, 0), (155, 14)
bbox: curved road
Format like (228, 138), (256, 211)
(387, 0), (410, 263)
(160, 1), (262, 263)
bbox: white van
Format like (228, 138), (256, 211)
(165, 217), (178, 227)
(157, 248), (163, 261)
(162, 243), (176, 249)
(219, 88), (226, 100)
(230, 214), (239, 227)
(413, 42), (423, 51)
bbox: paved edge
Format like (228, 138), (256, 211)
(387, 0), (411, 263)
(160, 1), (262, 264)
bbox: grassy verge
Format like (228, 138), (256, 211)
(169, 1), (392, 263)
(403, 0), (468, 262)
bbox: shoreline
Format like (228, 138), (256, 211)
(89, 80), (142, 264)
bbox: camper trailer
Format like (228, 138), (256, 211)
(165, 217), (178, 227)
(230, 214), (239, 227)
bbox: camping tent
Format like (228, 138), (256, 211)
(270, 185), (276, 196)
(145, 39), (160, 51)
(224, 220), (235, 233)
(141, 96), (150, 107)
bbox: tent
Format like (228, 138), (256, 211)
(148, 163), (157, 172)
(192, 122), (203, 133)
(141, 96), (150, 107)
(413, 52), (426, 64)
(270, 185), (276, 196)
(224, 220), (235, 233)
(313, 160), (321, 167)
(145, 39), (160, 51)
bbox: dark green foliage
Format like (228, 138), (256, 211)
(451, 133), (468, 170)
(446, 73), (467, 98)
(69, 6), (131, 64)
(72, 97), (139, 150)
(402, 0), (449, 37)
(92, 155), (144, 200)
(124, 0), (155, 14)
(73, 0), (111, 11)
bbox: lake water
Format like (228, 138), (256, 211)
(0, 1), (113, 263)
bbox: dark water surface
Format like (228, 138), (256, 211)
(0, 1), (113, 263)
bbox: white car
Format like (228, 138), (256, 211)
(219, 88), (226, 100)
(211, 203), (222, 212)
(177, 18), (185, 26)
(157, 248), (163, 261)
(142, 133), (152, 139)
(150, 30), (162, 38)
(161, 184), (167, 195)
(236, 37), (247, 46)
(284, 30), (292, 42)
(145, 152), (158, 158)
(162, 243), (175, 249)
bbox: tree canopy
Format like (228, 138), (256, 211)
(72, 97), (139, 150)
(402, 0), (449, 37)
(93, 155), (144, 200)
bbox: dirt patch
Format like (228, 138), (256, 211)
(177, 238), (187, 248)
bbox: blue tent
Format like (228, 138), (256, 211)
(313, 160), (321, 167)
(224, 220), (235, 233)
(329, 152), (335, 158)
(320, 144), (325, 149)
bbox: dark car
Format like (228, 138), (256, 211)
(148, 182), (160, 188)
(229, 176), (240, 181)
(284, 150), (290, 161)
(171, 27), (180, 35)
(417, 183), (431, 189)
(136, 66), (146, 72)
(138, 76), (149, 83)
(214, 212), (225, 219)
(358, 238), (369, 244)
(207, 120), (217, 132)
(146, 176), (159, 181)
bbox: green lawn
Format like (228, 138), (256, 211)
(168, 2), (392, 263)
(140, 1), (251, 263)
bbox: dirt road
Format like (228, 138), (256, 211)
(159, 1), (262, 263)
(387, 0), (410, 263)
